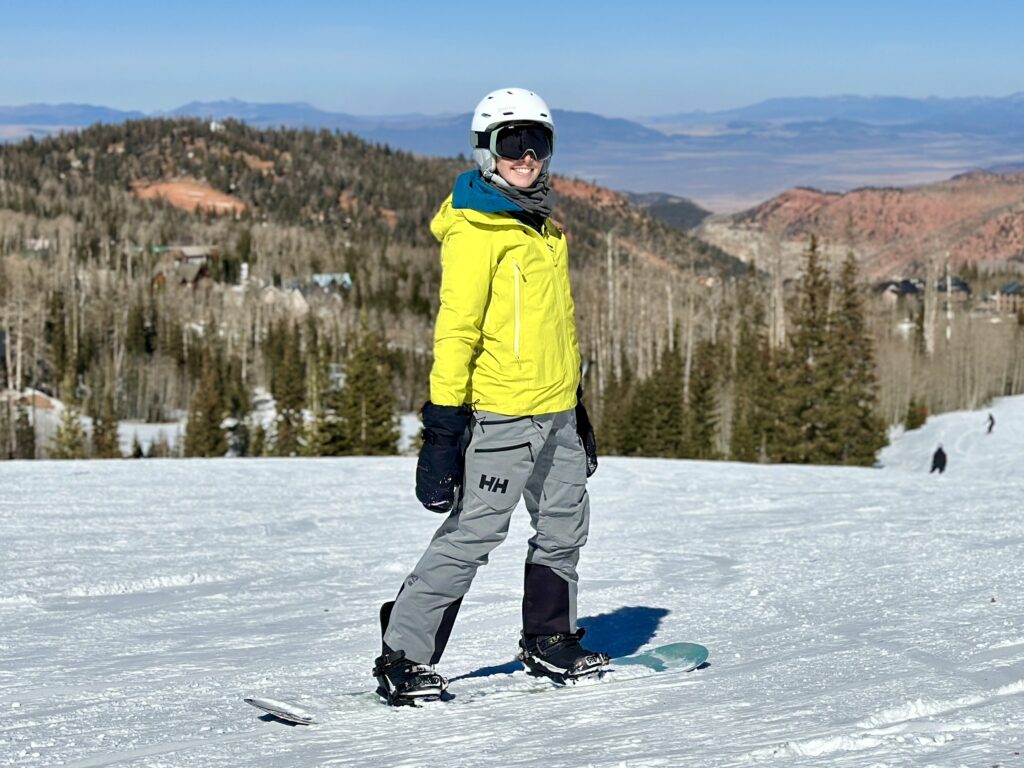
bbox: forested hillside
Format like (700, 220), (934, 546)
(2, 119), (1020, 461)
(0, 119), (741, 458)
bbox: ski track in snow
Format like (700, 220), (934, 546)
(2, 400), (1024, 767)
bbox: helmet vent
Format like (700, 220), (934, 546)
(481, 112), (491, 118)
(502, 111), (514, 115)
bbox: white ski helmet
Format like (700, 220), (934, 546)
(470, 87), (555, 175)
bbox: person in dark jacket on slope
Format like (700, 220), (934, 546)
(930, 445), (947, 474)
(371, 88), (606, 706)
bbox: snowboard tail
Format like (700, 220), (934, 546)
(244, 696), (316, 725)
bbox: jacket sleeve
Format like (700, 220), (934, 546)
(429, 217), (496, 406)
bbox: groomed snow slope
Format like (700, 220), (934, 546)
(2, 397), (1022, 767)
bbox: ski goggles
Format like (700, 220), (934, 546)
(473, 123), (554, 161)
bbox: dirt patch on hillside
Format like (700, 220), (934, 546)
(133, 179), (246, 216)
(553, 177), (630, 209)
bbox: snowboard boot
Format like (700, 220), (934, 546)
(518, 628), (610, 684)
(372, 649), (448, 706)
(374, 601), (448, 706)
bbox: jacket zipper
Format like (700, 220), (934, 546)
(512, 259), (523, 364)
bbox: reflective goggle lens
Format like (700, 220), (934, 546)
(491, 124), (553, 161)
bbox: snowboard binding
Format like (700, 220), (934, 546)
(372, 649), (449, 706)
(518, 628), (610, 685)
(374, 602), (448, 706)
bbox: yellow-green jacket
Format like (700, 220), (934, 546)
(428, 171), (581, 416)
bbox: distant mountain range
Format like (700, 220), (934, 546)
(648, 93), (1024, 128)
(4, 94), (1024, 211)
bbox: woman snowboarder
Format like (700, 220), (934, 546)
(372, 87), (606, 705)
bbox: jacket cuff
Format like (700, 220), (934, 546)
(422, 401), (471, 438)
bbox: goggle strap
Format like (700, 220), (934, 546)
(471, 131), (490, 150)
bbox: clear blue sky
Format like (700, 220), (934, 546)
(2, 0), (1022, 117)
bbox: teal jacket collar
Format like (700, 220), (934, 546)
(451, 170), (524, 214)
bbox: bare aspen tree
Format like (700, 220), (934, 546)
(683, 287), (695, 402)
(923, 256), (939, 356)
(2, 315), (10, 388)
(15, 299), (23, 390)
(666, 281), (674, 350)
(766, 237), (787, 350)
(605, 230), (616, 378)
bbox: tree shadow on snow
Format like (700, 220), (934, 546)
(452, 605), (669, 681)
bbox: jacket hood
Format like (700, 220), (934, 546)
(431, 170), (524, 242)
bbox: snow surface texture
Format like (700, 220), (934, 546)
(2, 398), (1022, 767)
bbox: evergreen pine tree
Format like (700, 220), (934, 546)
(828, 253), (888, 464)
(50, 384), (89, 459)
(337, 327), (398, 455)
(641, 336), (685, 457)
(184, 350), (228, 457)
(904, 396), (928, 430)
(125, 304), (148, 356)
(320, 381), (350, 455)
(0, 403), (11, 459)
(45, 292), (70, 389)
(302, 329), (332, 456)
(14, 406), (36, 460)
(756, 341), (783, 462)
(222, 352), (251, 423)
(730, 277), (768, 462)
(272, 323), (306, 456)
(91, 392), (122, 458)
(773, 235), (834, 463)
(250, 423), (267, 457)
(599, 354), (636, 456)
(681, 338), (720, 459)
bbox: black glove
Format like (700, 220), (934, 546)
(575, 388), (598, 477)
(416, 402), (471, 513)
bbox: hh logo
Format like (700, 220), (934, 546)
(479, 474), (509, 494)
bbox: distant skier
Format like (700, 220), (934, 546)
(987, 413), (995, 434)
(930, 445), (947, 474)
(371, 87), (607, 707)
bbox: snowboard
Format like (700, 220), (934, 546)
(244, 642), (707, 723)
(606, 641), (708, 674)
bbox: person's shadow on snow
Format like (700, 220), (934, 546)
(453, 605), (669, 680)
